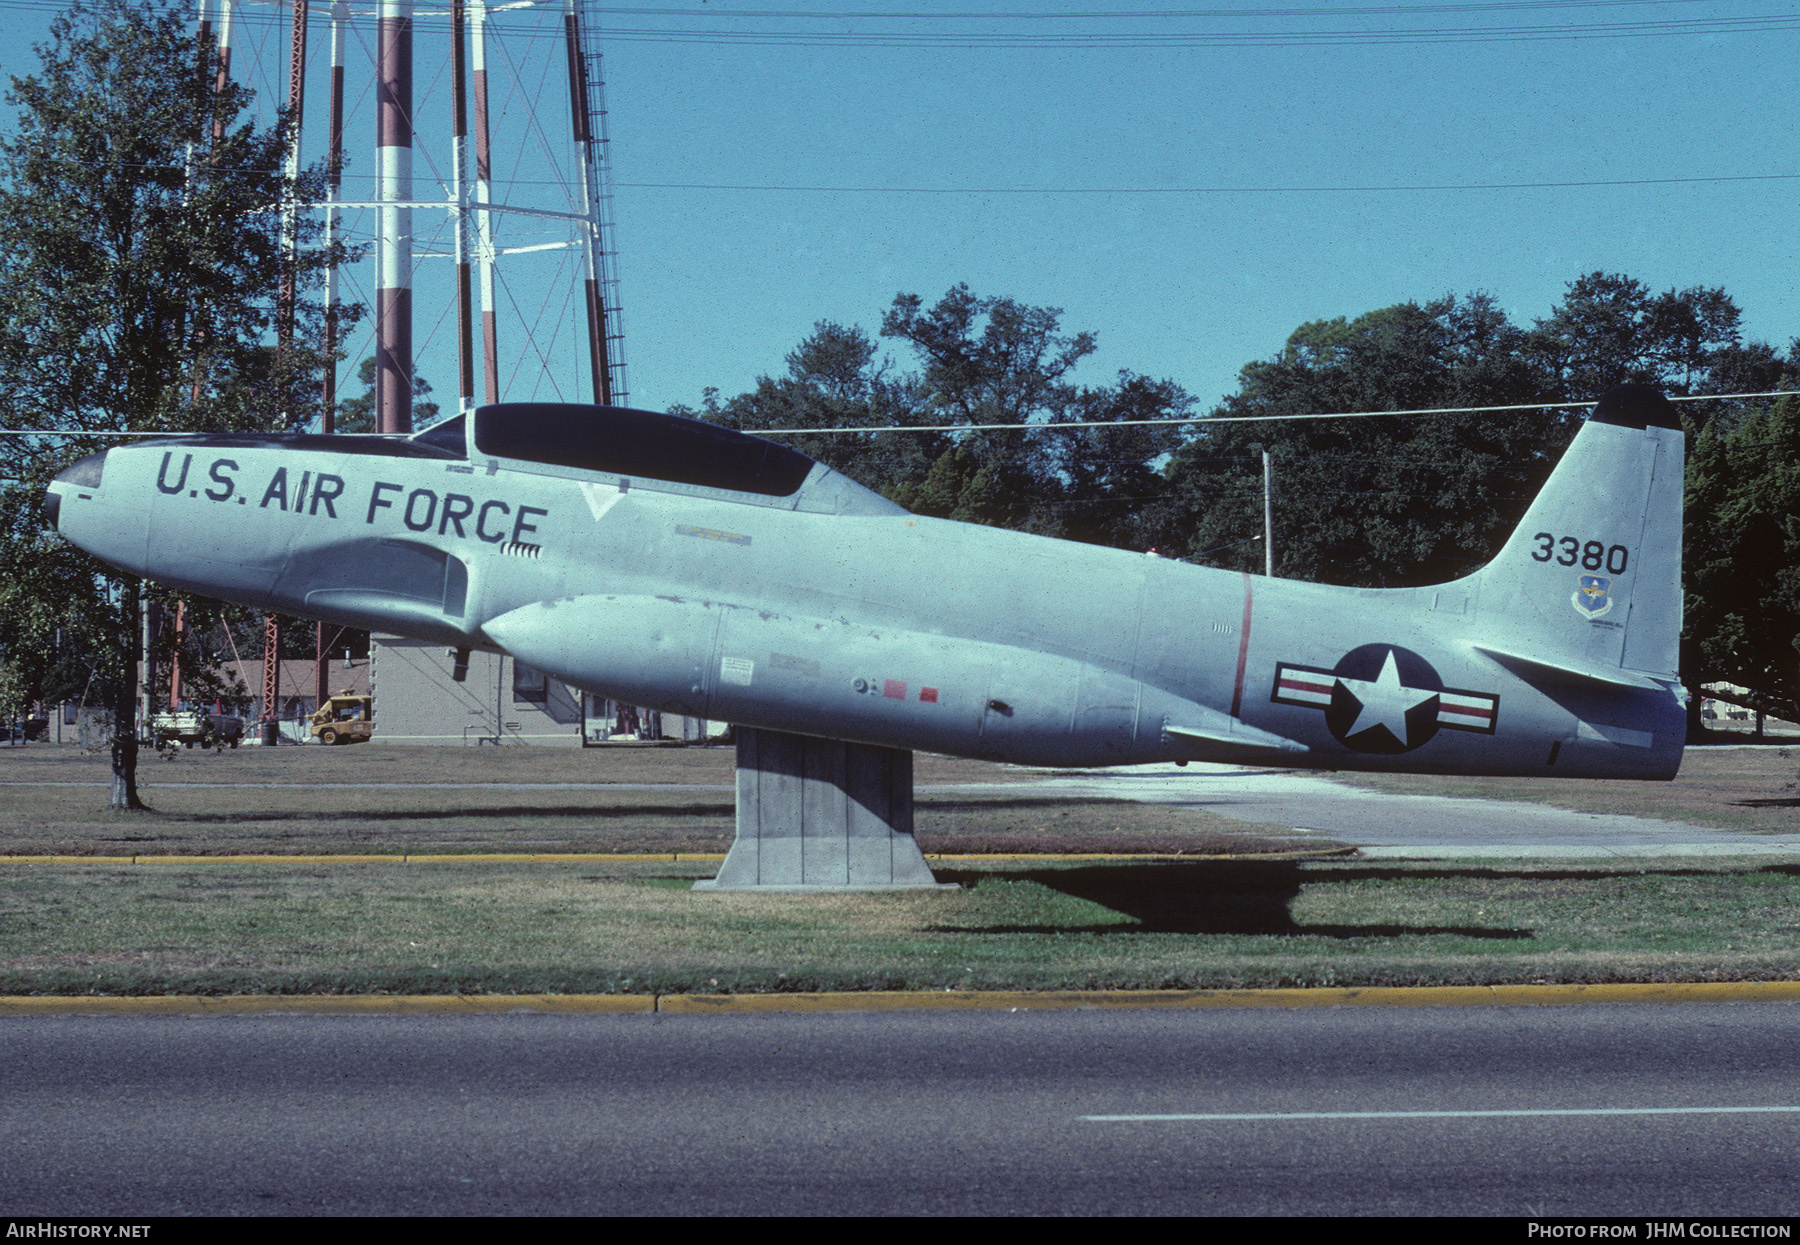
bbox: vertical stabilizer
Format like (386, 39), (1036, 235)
(1472, 385), (1683, 678)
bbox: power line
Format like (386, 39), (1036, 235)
(570, 16), (1800, 49)
(746, 389), (1800, 435)
(40, 163), (1800, 197)
(1, 0), (1790, 47)
(0, 0), (1745, 19)
(11, 388), (1791, 438)
(617, 172), (1800, 195)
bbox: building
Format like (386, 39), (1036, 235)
(369, 635), (723, 746)
(1698, 683), (1799, 737)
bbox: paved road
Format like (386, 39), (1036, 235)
(4, 1005), (1799, 1216)
(1006, 757), (1800, 858)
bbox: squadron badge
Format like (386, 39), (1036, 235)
(1573, 574), (1613, 619)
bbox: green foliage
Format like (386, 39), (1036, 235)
(881, 283), (1096, 427)
(0, 0), (352, 804)
(1155, 295), (1575, 586)
(1525, 271), (1744, 399)
(675, 321), (947, 503)
(332, 356), (440, 434)
(1683, 395), (1800, 721)
(689, 288), (1192, 545)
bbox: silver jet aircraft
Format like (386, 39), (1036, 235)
(45, 384), (1686, 780)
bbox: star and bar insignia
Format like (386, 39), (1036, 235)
(1271, 644), (1498, 754)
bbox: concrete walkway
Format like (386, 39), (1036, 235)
(942, 762), (1800, 859)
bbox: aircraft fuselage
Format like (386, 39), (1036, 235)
(50, 407), (1685, 780)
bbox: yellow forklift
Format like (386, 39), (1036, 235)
(309, 692), (373, 745)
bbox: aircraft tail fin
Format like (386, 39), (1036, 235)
(1469, 384), (1683, 680)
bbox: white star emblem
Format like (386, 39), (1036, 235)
(1334, 650), (1437, 748)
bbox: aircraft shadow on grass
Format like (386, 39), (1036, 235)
(932, 861), (1540, 939)
(932, 860), (1797, 938)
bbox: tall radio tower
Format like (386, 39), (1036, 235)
(202, 0), (628, 434)
(193, 0), (629, 724)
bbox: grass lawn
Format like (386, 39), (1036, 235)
(2, 856), (1797, 995)
(4, 742), (1796, 997)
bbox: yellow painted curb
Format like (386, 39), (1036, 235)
(0, 853), (717, 865)
(151, 854), (404, 865)
(656, 982), (1800, 1013)
(0, 993), (653, 1016)
(405, 853), (683, 864)
(4, 982), (1797, 1016)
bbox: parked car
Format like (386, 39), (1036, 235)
(310, 693), (373, 744)
(148, 710), (244, 749)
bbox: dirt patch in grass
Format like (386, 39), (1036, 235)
(0, 744), (1319, 857)
(1329, 746), (1800, 834)
(0, 742), (1033, 788)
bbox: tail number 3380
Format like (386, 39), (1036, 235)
(1532, 533), (1629, 574)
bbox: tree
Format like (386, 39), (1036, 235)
(691, 293), (1192, 544)
(1037, 373), (1194, 550)
(333, 356), (439, 434)
(679, 321), (947, 502)
(879, 284), (1101, 531)
(1156, 295), (1574, 586)
(0, 0), (349, 808)
(1526, 271), (1747, 401)
(1683, 395), (1800, 725)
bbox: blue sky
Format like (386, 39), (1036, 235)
(3, 0), (1797, 419)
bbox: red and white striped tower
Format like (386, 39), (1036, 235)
(210, 0), (234, 144)
(191, 0), (211, 144)
(450, 0), (475, 415)
(471, 0), (500, 405)
(376, 0), (414, 434)
(277, 0), (307, 361)
(316, 1), (348, 713)
(320, 0), (346, 434)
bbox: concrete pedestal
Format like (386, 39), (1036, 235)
(694, 727), (950, 891)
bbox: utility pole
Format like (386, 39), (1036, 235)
(1262, 449), (1274, 577)
(317, 0), (346, 715)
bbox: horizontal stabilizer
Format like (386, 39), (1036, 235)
(1469, 643), (1671, 692)
(1164, 723), (1308, 755)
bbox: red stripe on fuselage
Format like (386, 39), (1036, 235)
(1230, 571), (1254, 719)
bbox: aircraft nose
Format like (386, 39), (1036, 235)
(46, 450), (108, 530)
(55, 451), (108, 489)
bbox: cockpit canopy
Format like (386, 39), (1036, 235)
(415, 404), (816, 498)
